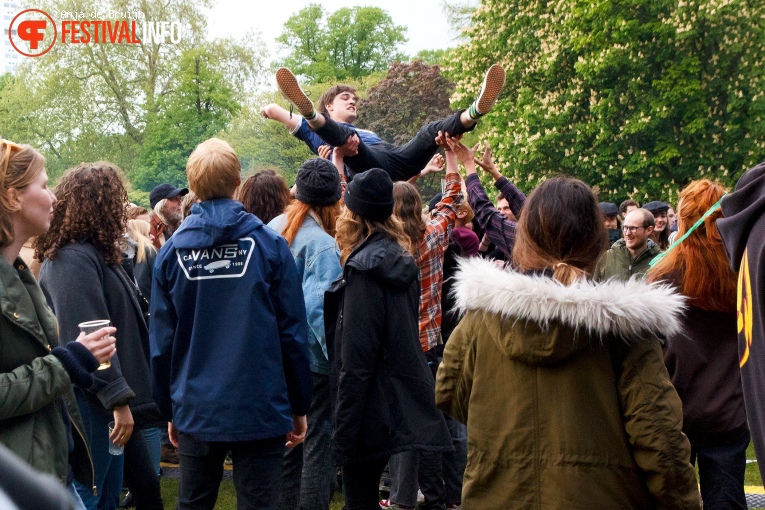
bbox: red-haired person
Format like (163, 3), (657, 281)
(649, 179), (748, 508)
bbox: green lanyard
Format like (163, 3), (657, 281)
(648, 193), (728, 268)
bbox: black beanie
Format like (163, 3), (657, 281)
(344, 168), (394, 222)
(295, 158), (342, 206)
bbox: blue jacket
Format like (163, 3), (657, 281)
(150, 199), (312, 442)
(293, 118), (382, 154)
(268, 212), (342, 375)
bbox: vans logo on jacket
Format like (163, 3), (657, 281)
(176, 238), (254, 280)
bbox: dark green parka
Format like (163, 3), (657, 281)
(0, 256), (94, 491)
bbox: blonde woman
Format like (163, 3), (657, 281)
(325, 168), (451, 510)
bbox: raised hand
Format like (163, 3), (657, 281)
(336, 134), (360, 157)
(317, 144), (332, 160)
(422, 154), (445, 176)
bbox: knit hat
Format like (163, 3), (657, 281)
(598, 202), (618, 217)
(344, 168), (394, 222)
(295, 158), (342, 206)
(451, 227), (480, 256)
(643, 201), (669, 214)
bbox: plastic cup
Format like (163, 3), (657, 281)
(78, 320), (112, 370)
(107, 421), (124, 455)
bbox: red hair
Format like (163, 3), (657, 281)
(648, 179), (736, 311)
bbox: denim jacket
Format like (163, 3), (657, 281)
(269, 212), (342, 375)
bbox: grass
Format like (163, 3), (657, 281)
(157, 445), (763, 509)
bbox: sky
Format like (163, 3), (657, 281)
(204, 0), (461, 63)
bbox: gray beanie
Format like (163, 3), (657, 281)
(295, 158), (342, 206)
(344, 168), (394, 222)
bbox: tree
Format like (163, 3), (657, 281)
(447, 0), (765, 202)
(356, 60), (455, 145)
(356, 60), (455, 199)
(276, 4), (407, 83)
(0, 0), (267, 188)
(132, 43), (243, 190)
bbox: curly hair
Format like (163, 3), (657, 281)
(236, 168), (291, 224)
(35, 162), (128, 266)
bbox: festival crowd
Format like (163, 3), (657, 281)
(1, 63), (765, 510)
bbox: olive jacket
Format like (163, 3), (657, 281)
(593, 238), (661, 282)
(436, 257), (701, 510)
(0, 256), (93, 490)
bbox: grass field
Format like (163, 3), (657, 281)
(155, 444), (764, 509)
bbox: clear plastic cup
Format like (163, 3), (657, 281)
(107, 421), (124, 455)
(78, 320), (112, 370)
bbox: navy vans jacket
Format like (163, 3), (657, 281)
(150, 198), (312, 442)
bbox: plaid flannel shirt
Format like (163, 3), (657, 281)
(465, 173), (526, 261)
(417, 171), (460, 352)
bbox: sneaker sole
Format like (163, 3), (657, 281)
(275, 68), (315, 117)
(476, 64), (506, 115)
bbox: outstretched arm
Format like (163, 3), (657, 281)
(260, 104), (301, 131)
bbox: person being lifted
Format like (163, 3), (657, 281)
(261, 64), (506, 182)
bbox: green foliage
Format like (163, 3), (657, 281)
(356, 60), (455, 145)
(447, 0), (765, 203)
(275, 4), (407, 83)
(0, 0), (267, 189)
(132, 44), (242, 190)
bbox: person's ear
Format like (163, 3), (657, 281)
(5, 187), (21, 212)
(646, 226), (654, 236)
(457, 210), (467, 219)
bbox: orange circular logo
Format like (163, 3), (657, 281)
(9, 9), (57, 57)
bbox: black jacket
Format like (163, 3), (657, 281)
(717, 162), (765, 480)
(325, 231), (452, 465)
(39, 241), (162, 429)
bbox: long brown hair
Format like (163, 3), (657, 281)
(237, 168), (291, 224)
(392, 182), (426, 257)
(280, 200), (341, 246)
(335, 208), (410, 264)
(35, 162), (128, 266)
(0, 141), (46, 247)
(513, 176), (607, 285)
(648, 179), (735, 311)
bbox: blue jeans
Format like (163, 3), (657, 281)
(73, 391), (123, 510)
(143, 427), (161, 477)
(279, 372), (334, 510)
(313, 112), (472, 181)
(692, 431), (750, 510)
(177, 432), (284, 510)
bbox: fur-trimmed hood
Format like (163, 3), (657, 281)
(452, 257), (686, 365)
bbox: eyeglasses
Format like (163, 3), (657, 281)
(1, 139), (23, 181)
(622, 225), (647, 233)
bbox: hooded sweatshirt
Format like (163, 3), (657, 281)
(150, 199), (312, 442)
(717, 162), (765, 481)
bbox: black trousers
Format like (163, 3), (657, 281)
(341, 457), (389, 510)
(314, 111), (473, 181)
(124, 429), (163, 510)
(177, 433), (284, 510)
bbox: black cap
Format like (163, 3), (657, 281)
(295, 158), (341, 206)
(343, 168), (394, 222)
(598, 202), (618, 217)
(150, 184), (188, 209)
(643, 201), (669, 214)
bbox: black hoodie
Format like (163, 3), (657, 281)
(717, 162), (765, 481)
